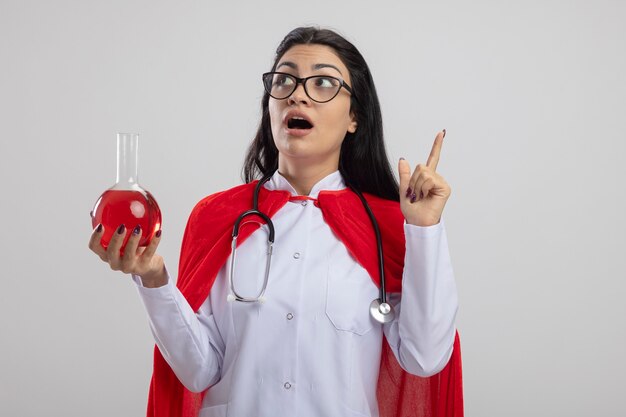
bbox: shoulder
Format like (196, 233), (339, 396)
(187, 182), (258, 224)
(362, 192), (402, 216)
(318, 188), (402, 219)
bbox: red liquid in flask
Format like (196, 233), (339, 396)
(92, 133), (162, 252)
(91, 189), (162, 251)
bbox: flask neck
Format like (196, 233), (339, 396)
(115, 133), (139, 187)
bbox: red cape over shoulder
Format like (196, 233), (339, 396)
(147, 181), (463, 417)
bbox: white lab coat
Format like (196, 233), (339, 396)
(133, 170), (458, 417)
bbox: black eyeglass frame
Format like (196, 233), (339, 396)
(262, 71), (354, 103)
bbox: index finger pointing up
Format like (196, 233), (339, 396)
(426, 129), (446, 171)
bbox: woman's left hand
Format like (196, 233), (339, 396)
(398, 130), (451, 227)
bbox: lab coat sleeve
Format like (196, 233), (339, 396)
(382, 218), (458, 377)
(132, 270), (225, 393)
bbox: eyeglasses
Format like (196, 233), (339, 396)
(262, 71), (353, 103)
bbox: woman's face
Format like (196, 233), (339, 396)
(269, 44), (357, 170)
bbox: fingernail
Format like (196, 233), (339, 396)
(410, 193), (417, 203)
(117, 224), (126, 234)
(133, 225), (141, 235)
(405, 187), (412, 198)
(399, 157), (405, 161)
(442, 129), (446, 139)
(96, 224), (103, 233)
(156, 230), (162, 238)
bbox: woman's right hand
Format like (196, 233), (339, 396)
(88, 224), (167, 288)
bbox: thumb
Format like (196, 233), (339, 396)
(398, 158), (411, 193)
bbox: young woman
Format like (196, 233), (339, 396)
(89, 27), (462, 417)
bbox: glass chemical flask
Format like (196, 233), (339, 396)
(91, 133), (162, 251)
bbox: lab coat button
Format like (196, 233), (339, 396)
(284, 382), (292, 389)
(293, 252), (300, 259)
(286, 313), (294, 320)
(301, 200), (308, 206)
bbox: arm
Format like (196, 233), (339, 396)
(383, 219), (458, 377)
(133, 270), (225, 392)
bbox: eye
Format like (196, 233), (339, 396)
(274, 74), (294, 87)
(313, 76), (340, 89)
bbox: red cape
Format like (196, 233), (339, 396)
(147, 181), (463, 417)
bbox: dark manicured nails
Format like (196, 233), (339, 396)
(95, 224), (103, 233)
(155, 230), (162, 238)
(405, 187), (412, 198)
(442, 129), (446, 139)
(410, 193), (417, 203)
(399, 157), (405, 161)
(117, 224), (126, 234)
(133, 225), (141, 235)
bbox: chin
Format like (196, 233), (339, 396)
(275, 143), (317, 160)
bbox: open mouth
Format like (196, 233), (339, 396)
(287, 117), (314, 130)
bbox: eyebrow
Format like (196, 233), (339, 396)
(276, 61), (344, 76)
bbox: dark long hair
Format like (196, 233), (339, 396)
(241, 27), (399, 202)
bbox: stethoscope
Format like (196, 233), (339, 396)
(227, 170), (396, 324)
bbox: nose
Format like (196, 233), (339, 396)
(287, 82), (310, 105)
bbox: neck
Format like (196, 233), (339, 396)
(277, 156), (339, 196)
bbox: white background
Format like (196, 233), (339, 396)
(1, 1), (625, 416)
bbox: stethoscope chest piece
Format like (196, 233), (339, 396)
(370, 298), (395, 323)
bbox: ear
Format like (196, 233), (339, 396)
(347, 112), (358, 133)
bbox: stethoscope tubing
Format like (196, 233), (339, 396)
(347, 184), (388, 307)
(228, 171), (394, 322)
